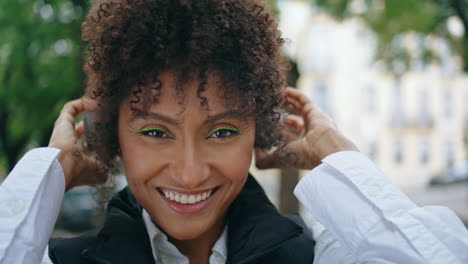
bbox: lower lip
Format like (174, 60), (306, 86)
(158, 188), (218, 214)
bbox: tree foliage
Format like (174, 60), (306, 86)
(312, 0), (468, 73)
(0, 0), (88, 174)
(2, 0), (466, 176)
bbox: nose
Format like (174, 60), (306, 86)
(169, 141), (210, 189)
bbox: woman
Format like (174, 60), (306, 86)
(1, 0), (468, 263)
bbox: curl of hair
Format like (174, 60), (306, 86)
(82, 0), (288, 174)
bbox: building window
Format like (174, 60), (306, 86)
(444, 140), (455, 167)
(314, 82), (332, 117)
(418, 89), (431, 125)
(394, 137), (404, 164)
(464, 91), (468, 127)
(368, 141), (378, 161)
(443, 90), (452, 118)
(392, 81), (404, 125)
(366, 85), (376, 114)
(419, 137), (430, 164)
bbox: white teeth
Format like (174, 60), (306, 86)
(161, 188), (215, 204)
(181, 195), (188, 204)
(188, 195), (196, 204)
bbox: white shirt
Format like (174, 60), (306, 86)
(142, 210), (227, 264)
(0, 147), (467, 264)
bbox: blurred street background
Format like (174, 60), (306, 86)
(1, 0), (468, 233)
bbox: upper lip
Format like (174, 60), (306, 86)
(157, 186), (219, 195)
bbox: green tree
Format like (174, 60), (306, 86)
(313, 0), (468, 73)
(0, 0), (88, 175)
(269, 0), (468, 213)
(312, 0), (468, 186)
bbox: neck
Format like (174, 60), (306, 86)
(169, 219), (225, 264)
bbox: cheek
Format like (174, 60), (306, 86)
(118, 131), (166, 188)
(231, 141), (253, 173)
(119, 141), (147, 189)
(215, 135), (255, 184)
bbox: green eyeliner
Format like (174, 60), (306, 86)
(207, 126), (240, 139)
(213, 127), (239, 133)
(130, 127), (174, 139)
(130, 127), (161, 133)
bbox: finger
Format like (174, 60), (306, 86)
(55, 99), (98, 132)
(285, 97), (312, 130)
(283, 114), (304, 132)
(286, 94), (320, 116)
(286, 95), (319, 120)
(254, 145), (299, 169)
(60, 98), (98, 119)
(286, 95), (325, 131)
(254, 148), (279, 169)
(285, 87), (312, 106)
(75, 121), (85, 139)
(82, 155), (109, 185)
(285, 88), (323, 115)
(285, 97), (303, 114)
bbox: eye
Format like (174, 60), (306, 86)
(131, 128), (173, 139)
(208, 127), (240, 139)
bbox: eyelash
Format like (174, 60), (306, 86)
(208, 127), (240, 139)
(130, 127), (240, 140)
(131, 128), (174, 139)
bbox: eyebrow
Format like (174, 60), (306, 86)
(205, 110), (247, 124)
(130, 110), (247, 125)
(130, 112), (181, 126)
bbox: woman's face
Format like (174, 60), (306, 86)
(118, 70), (255, 240)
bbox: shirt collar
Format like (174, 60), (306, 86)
(142, 209), (228, 263)
(211, 225), (228, 262)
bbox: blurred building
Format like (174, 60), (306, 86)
(270, 0), (468, 191)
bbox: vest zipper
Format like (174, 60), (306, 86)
(233, 232), (300, 264)
(82, 249), (112, 264)
(90, 256), (112, 264)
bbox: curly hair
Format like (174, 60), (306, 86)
(81, 0), (288, 172)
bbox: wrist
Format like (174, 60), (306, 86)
(55, 150), (75, 191)
(310, 129), (359, 161)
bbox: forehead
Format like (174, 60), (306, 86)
(123, 69), (241, 117)
(158, 69), (225, 110)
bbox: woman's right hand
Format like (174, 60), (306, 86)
(48, 98), (108, 191)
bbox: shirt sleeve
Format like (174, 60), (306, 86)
(0, 148), (65, 264)
(294, 151), (468, 264)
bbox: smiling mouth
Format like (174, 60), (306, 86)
(157, 187), (219, 205)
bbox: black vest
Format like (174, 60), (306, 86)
(48, 175), (315, 264)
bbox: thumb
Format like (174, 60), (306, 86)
(254, 147), (299, 169)
(82, 154), (109, 185)
(254, 148), (274, 169)
(67, 153), (109, 191)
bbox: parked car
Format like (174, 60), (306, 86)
(55, 186), (97, 232)
(55, 176), (128, 232)
(430, 161), (468, 185)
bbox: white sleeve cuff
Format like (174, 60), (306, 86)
(0, 147), (65, 263)
(295, 151), (468, 263)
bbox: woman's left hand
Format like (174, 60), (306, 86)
(255, 87), (359, 170)
(48, 98), (107, 191)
